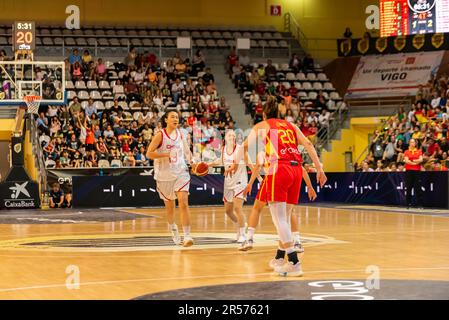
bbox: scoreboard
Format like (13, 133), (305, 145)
(381, 0), (449, 37)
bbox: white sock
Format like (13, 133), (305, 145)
(247, 227), (255, 240)
(169, 223), (177, 231)
(183, 225), (191, 236)
(285, 246), (295, 254)
(239, 227), (246, 239)
(292, 231), (301, 243)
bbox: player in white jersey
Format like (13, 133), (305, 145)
(146, 111), (195, 247)
(208, 130), (249, 242)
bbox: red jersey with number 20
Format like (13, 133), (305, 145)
(265, 118), (303, 165)
(256, 118), (304, 204)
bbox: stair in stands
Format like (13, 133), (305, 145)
(209, 63), (253, 131)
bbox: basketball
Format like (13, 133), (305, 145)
(193, 162), (209, 176)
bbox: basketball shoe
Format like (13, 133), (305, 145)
(183, 236), (194, 247)
(238, 239), (254, 251)
(275, 262), (303, 277)
(269, 258), (285, 269)
(171, 225), (182, 245)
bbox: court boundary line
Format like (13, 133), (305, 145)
(1, 265), (449, 293)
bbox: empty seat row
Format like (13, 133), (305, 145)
(268, 81), (335, 91)
(33, 28), (282, 39)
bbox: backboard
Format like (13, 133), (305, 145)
(0, 60), (66, 106)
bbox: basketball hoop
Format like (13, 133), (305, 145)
(23, 95), (41, 115)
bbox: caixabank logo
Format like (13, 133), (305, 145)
(0, 181), (39, 209)
(4, 182), (35, 208)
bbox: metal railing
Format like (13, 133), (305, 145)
(284, 12), (308, 52)
(316, 102), (350, 151)
(28, 116), (48, 196)
(0, 33), (293, 59)
(353, 96), (413, 165)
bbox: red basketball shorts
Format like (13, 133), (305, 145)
(256, 162), (302, 205)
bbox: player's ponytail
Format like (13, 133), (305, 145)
(263, 98), (279, 119)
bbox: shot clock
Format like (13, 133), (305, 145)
(13, 21), (36, 51)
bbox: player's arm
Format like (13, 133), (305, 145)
(181, 133), (193, 164)
(243, 151), (264, 196)
(302, 165), (317, 201)
(226, 121), (267, 176)
(146, 132), (170, 159)
(292, 123), (327, 187)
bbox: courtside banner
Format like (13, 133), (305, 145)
(345, 51), (443, 99)
(71, 172), (449, 209)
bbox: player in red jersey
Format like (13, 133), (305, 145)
(226, 99), (326, 276)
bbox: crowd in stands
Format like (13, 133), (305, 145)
(356, 75), (449, 172)
(227, 50), (336, 142)
(37, 48), (237, 169)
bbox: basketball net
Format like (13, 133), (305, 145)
(23, 95), (42, 115)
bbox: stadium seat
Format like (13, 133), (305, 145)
(99, 80), (110, 89)
(98, 159), (110, 168)
(90, 91), (102, 100)
(313, 82), (323, 90)
(87, 81), (98, 89)
(105, 101), (115, 110)
(110, 159), (122, 168)
(324, 82), (334, 90)
(78, 91), (90, 100)
(66, 81), (75, 89)
(330, 91), (341, 100)
(75, 81), (87, 89)
(294, 82), (302, 90)
(307, 73), (317, 81)
(317, 73), (329, 81)
(296, 72), (306, 81)
(286, 72), (296, 81)
(94, 101), (105, 110)
(67, 91), (77, 100)
(302, 82), (312, 90)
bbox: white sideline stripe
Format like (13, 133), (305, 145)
(1, 266), (449, 293)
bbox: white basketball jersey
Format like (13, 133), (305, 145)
(223, 144), (248, 189)
(154, 128), (189, 181)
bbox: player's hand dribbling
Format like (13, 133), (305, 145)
(317, 170), (327, 187)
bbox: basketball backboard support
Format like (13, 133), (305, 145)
(0, 60), (66, 106)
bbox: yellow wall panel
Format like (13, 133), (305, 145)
(0, 0), (377, 58)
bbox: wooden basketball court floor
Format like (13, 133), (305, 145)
(0, 204), (448, 300)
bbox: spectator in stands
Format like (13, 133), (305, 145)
(95, 58), (107, 80)
(239, 51), (250, 67)
(362, 161), (374, 172)
(125, 47), (137, 69)
(171, 78), (184, 105)
(69, 49), (82, 65)
(303, 54), (315, 71)
(124, 78), (140, 102)
(289, 53), (302, 73)
(227, 48), (238, 75)
(69, 97), (82, 119)
(84, 98), (97, 118)
(265, 59), (277, 80)
(192, 50), (205, 76)
(370, 130), (385, 162)
(135, 147), (149, 166)
(42, 76), (56, 99)
(72, 61), (83, 80)
(202, 68), (215, 84)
